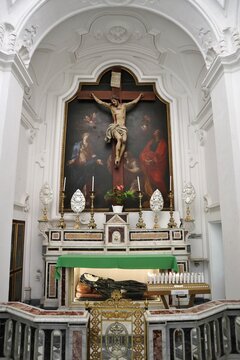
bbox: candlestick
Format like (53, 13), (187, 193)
(136, 191), (146, 229)
(91, 176), (94, 192)
(88, 191), (97, 229)
(63, 177), (66, 191)
(167, 190), (177, 228)
(57, 190), (66, 229)
(137, 176), (141, 192)
(170, 175), (172, 192)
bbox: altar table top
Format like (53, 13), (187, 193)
(55, 254), (178, 280)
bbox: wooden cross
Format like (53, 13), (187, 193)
(76, 69), (156, 188)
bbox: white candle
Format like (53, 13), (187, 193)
(92, 176), (94, 191)
(137, 176), (141, 191)
(63, 177), (66, 191)
(170, 175), (172, 192)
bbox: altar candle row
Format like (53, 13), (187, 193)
(147, 271), (205, 285)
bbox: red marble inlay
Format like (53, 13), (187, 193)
(72, 331), (82, 360)
(149, 300), (239, 315)
(0, 302), (84, 316)
(153, 329), (162, 360)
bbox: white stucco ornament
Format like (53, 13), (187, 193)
(71, 189), (86, 213)
(182, 182), (196, 205)
(39, 183), (53, 206)
(150, 189), (164, 212)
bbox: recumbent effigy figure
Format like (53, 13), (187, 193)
(79, 273), (147, 299)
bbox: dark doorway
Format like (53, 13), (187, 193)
(9, 220), (25, 301)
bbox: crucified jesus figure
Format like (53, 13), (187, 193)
(91, 92), (143, 167)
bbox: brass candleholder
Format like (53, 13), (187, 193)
(58, 190), (66, 229)
(136, 191), (146, 229)
(88, 191), (97, 229)
(168, 190), (177, 228)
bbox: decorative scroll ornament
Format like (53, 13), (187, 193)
(150, 189), (164, 229)
(39, 183), (53, 221)
(71, 189), (86, 229)
(18, 25), (38, 66)
(182, 182), (196, 223)
(198, 27), (218, 69)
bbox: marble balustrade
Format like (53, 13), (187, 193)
(1, 301), (240, 359)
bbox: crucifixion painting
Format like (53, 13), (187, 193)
(62, 67), (172, 211)
(91, 92), (143, 168)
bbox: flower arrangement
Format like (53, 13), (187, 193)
(104, 185), (135, 205)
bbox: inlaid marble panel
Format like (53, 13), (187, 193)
(72, 331), (82, 360)
(64, 232), (103, 240)
(130, 231), (170, 240)
(153, 329), (162, 360)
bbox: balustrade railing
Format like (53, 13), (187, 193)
(146, 300), (240, 359)
(0, 303), (89, 360)
(1, 301), (240, 359)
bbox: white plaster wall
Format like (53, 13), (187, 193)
(14, 124), (29, 207)
(1, 0), (240, 303)
(27, 72), (206, 300)
(204, 124), (220, 206)
(206, 68), (240, 299)
(13, 5), (219, 301)
(208, 222), (225, 299)
(0, 66), (28, 301)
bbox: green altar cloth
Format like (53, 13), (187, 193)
(55, 254), (178, 280)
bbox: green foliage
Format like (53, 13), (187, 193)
(104, 185), (135, 205)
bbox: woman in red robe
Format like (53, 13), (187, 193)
(140, 129), (168, 199)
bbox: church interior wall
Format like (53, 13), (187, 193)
(4, 0), (240, 303)
(18, 60), (214, 301)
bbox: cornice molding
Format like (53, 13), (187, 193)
(203, 48), (240, 90)
(0, 51), (32, 88)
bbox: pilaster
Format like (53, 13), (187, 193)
(202, 50), (240, 299)
(0, 50), (32, 301)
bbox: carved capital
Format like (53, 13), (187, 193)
(200, 27), (240, 69)
(221, 27), (240, 56)
(0, 23), (16, 54)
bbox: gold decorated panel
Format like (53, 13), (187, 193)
(64, 232), (103, 241)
